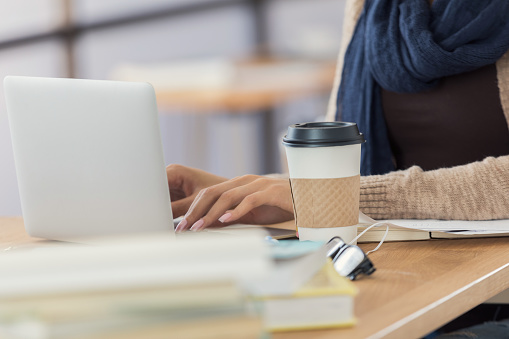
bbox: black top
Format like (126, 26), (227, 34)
(381, 64), (509, 171)
(283, 122), (365, 148)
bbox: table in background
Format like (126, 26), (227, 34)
(116, 59), (336, 174)
(2, 217), (509, 338)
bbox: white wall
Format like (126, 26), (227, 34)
(74, 4), (256, 79)
(0, 0), (64, 41)
(71, 0), (220, 25)
(267, 0), (345, 59)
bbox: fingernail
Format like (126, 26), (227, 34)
(190, 219), (204, 232)
(176, 219), (188, 232)
(219, 213), (232, 223)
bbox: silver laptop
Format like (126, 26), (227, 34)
(4, 76), (174, 241)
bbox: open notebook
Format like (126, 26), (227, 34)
(357, 212), (509, 242)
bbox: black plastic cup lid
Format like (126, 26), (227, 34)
(282, 122), (365, 148)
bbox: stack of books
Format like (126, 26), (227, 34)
(0, 282), (261, 339)
(244, 240), (358, 332)
(0, 229), (363, 337)
(255, 259), (358, 332)
(0, 231), (270, 339)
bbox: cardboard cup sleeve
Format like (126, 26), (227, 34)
(289, 175), (360, 228)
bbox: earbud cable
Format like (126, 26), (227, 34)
(349, 222), (390, 255)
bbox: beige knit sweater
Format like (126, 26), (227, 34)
(325, 0), (509, 220)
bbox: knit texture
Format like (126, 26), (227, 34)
(497, 52), (509, 128)
(360, 157), (509, 220)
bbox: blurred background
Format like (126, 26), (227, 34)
(0, 0), (346, 216)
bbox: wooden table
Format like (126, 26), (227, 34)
(150, 59), (336, 113)
(2, 218), (509, 339)
(114, 58), (336, 174)
(277, 238), (509, 339)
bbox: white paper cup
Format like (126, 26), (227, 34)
(283, 122), (364, 244)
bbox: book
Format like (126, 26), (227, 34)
(0, 287), (261, 339)
(357, 223), (430, 242)
(0, 230), (271, 298)
(0, 232), (270, 339)
(357, 213), (509, 243)
(72, 314), (263, 339)
(257, 259), (357, 332)
(245, 243), (328, 297)
(0, 282), (243, 321)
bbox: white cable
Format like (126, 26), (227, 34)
(348, 222), (390, 255)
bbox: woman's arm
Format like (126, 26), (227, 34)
(360, 155), (509, 220)
(168, 155), (509, 232)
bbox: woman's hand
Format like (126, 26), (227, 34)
(166, 164), (228, 218)
(173, 173), (295, 232)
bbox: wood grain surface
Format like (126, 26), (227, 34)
(1, 218), (508, 338)
(276, 237), (509, 339)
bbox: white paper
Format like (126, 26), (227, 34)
(360, 211), (509, 235)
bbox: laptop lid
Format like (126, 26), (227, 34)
(4, 76), (173, 241)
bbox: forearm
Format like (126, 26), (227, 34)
(360, 156), (509, 220)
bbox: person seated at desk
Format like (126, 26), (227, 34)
(168, 0), (509, 233)
(169, 5), (509, 336)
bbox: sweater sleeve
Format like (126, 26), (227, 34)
(359, 155), (509, 220)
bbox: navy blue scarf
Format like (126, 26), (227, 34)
(336, 0), (509, 176)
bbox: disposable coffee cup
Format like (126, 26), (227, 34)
(283, 122), (365, 244)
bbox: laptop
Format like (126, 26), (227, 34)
(4, 76), (174, 241)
